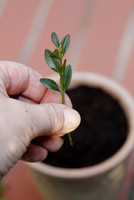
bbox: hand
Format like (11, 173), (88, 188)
(0, 61), (80, 178)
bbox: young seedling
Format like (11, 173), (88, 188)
(40, 32), (73, 146)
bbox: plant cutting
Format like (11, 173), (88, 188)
(40, 32), (73, 146)
(26, 33), (134, 200)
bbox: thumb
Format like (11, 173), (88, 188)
(25, 103), (81, 139)
(0, 100), (80, 177)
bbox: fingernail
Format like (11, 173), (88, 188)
(58, 108), (81, 136)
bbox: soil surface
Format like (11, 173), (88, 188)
(43, 86), (128, 168)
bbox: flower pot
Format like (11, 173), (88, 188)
(26, 72), (134, 200)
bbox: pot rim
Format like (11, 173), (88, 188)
(26, 72), (134, 179)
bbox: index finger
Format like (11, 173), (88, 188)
(0, 61), (71, 106)
(0, 61), (47, 102)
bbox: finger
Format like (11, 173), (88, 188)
(22, 136), (63, 162)
(15, 91), (72, 108)
(24, 102), (81, 139)
(22, 143), (48, 162)
(0, 61), (71, 105)
(0, 61), (45, 102)
(32, 135), (64, 152)
(40, 89), (72, 107)
(15, 95), (37, 104)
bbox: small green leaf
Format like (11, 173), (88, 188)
(51, 49), (59, 59)
(63, 65), (72, 91)
(40, 78), (60, 92)
(61, 34), (70, 56)
(45, 49), (60, 72)
(51, 32), (60, 48)
(63, 59), (66, 71)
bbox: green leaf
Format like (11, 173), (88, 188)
(50, 49), (59, 59)
(40, 78), (61, 92)
(61, 34), (70, 56)
(63, 65), (72, 91)
(62, 59), (66, 71)
(45, 49), (60, 72)
(51, 32), (60, 48)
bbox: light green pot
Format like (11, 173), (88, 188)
(26, 72), (134, 200)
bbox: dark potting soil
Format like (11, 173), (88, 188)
(43, 86), (128, 168)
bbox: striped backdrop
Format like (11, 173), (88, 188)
(1, 0), (134, 199)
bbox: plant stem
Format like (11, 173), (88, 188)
(68, 132), (73, 146)
(61, 89), (73, 146)
(59, 50), (73, 146)
(61, 90), (65, 104)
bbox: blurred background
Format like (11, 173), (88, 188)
(0, 0), (134, 199)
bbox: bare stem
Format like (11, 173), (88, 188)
(61, 91), (73, 146)
(68, 132), (73, 146)
(59, 53), (73, 146)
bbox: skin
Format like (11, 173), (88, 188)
(0, 61), (80, 178)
